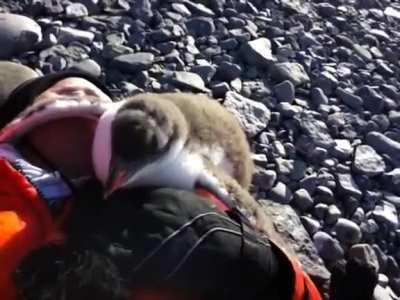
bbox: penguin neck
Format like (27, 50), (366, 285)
(126, 139), (204, 190)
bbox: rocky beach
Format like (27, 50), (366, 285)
(1, 0), (400, 298)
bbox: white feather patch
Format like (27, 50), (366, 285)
(125, 139), (204, 190)
(92, 102), (124, 185)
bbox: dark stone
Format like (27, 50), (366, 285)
(111, 52), (154, 73)
(274, 80), (295, 103)
(185, 17), (215, 37)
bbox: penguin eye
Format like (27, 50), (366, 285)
(112, 112), (163, 160)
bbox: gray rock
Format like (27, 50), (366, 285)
(353, 44), (372, 61)
(366, 132), (400, 166)
(0, 13), (42, 58)
(168, 71), (208, 93)
(331, 139), (354, 160)
(69, 59), (101, 77)
(275, 157), (293, 175)
(216, 61), (242, 81)
(336, 173), (363, 198)
(313, 231), (344, 261)
(356, 85), (384, 113)
(252, 168), (277, 190)
(65, 3), (88, 18)
(326, 205), (342, 225)
(171, 3), (192, 17)
(274, 80), (295, 103)
(385, 6), (400, 19)
(239, 38), (276, 67)
(336, 87), (363, 110)
(224, 91), (271, 137)
(315, 186), (335, 204)
(314, 203), (329, 220)
(183, 0), (215, 17)
(276, 102), (302, 118)
(348, 244), (379, 274)
(334, 218), (362, 245)
(353, 145), (386, 176)
(190, 64), (216, 84)
(58, 26), (95, 45)
(185, 17), (215, 37)
(261, 200), (330, 287)
(102, 44), (134, 60)
(148, 29), (172, 43)
(111, 52), (154, 73)
(271, 62), (310, 86)
(293, 188), (314, 211)
(311, 87), (329, 106)
(131, 0), (153, 23)
(372, 201), (399, 229)
(301, 216), (321, 236)
(267, 181), (293, 204)
(211, 82), (230, 98)
(352, 207), (365, 224)
(296, 112), (335, 149)
(316, 3), (336, 17)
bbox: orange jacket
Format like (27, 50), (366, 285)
(0, 158), (64, 300)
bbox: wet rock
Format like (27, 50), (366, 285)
(111, 52), (154, 73)
(274, 80), (295, 103)
(224, 91), (271, 137)
(334, 218), (362, 245)
(261, 200), (330, 287)
(271, 62), (310, 86)
(353, 145), (386, 176)
(0, 13), (42, 58)
(313, 231), (344, 261)
(239, 38), (276, 67)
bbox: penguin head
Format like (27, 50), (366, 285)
(92, 96), (190, 196)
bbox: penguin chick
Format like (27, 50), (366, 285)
(126, 92), (254, 189)
(92, 93), (253, 196)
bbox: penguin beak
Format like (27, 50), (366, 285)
(104, 163), (138, 198)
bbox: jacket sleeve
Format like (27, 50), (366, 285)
(0, 158), (64, 300)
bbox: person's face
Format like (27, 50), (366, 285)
(34, 77), (112, 104)
(25, 77), (112, 178)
